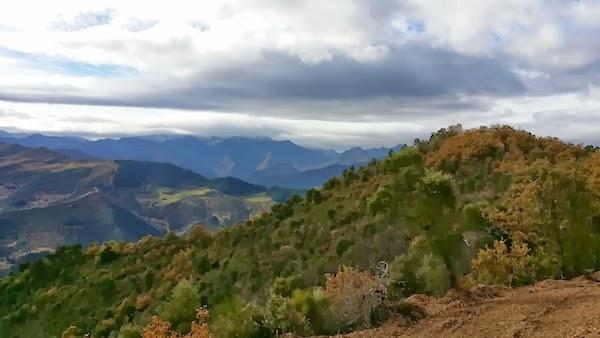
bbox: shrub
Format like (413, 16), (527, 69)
(118, 324), (141, 338)
(323, 177), (340, 191)
(306, 189), (323, 204)
(335, 239), (353, 256)
(462, 239), (534, 287)
(324, 266), (384, 331)
(415, 253), (451, 296)
(368, 185), (393, 215)
(99, 247), (120, 264)
(418, 169), (456, 208)
(210, 297), (269, 338)
(389, 236), (452, 297)
(289, 288), (335, 334)
(142, 316), (176, 338)
(383, 147), (423, 173)
(262, 290), (310, 335)
(159, 280), (200, 332)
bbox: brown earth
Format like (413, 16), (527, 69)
(330, 278), (600, 338)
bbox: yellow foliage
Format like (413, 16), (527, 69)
(462, 238), (532, 287)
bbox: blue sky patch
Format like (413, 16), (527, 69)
(0, 47), (135, 77)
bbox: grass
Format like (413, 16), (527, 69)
(157, 188), (215, 206)
(244, 193), (273, 204)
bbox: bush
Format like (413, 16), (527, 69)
(462, 239), (534, 287)
(415, 253), (451, 296)
(324, 266), (385, 331)
(335, 239), (353, 256)
(118, 324), (141, 338)
(389, 236), (451, 297)
(383, 147), (423, 173)
(262, 290), (310, 335)
(210, 298), (269, 338)
(289, 288), (336, 334)
(419, 169), (456, 208)
(159, 280), (200, 332)
(368, 185), (394, 215)
(99, 247), (120, 264)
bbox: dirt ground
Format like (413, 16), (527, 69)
(331, 278), (600, 338)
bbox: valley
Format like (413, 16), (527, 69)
(0, 142), (296, 275)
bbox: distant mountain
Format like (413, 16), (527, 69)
(0, 130), (403, 189)
(0, 142), (296, 269)
(249, 163), (349, 189)
(337, 146), (372, 165)
(248, 146), (407, 189)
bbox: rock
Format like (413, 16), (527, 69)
(590, 271), (600, 282)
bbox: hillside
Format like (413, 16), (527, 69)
(0, 143), (294, 274)
(2, 125), (600, 337)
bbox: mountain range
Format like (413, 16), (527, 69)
(0, 142), (295, 274)
(0, 131), (403, 189)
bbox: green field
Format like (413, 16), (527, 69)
(157, 187), (215, 205)
(243, 192), (273, 204)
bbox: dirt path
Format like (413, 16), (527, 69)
(334, 278), (600, 338)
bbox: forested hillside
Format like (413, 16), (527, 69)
(2, 125), (600, 337)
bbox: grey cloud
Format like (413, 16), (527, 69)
(0, 44), (524, 122)
(0, 108), (32, 119)
(516, 109), (600, 146)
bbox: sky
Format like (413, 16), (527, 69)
(1, 0), (600, 149)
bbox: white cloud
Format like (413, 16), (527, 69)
(0, 1), (600, 147)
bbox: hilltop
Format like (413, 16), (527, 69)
(2, 125), (600, 337)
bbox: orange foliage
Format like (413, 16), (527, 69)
(184, 308), (211, 338)
(425, 126), (586, 170)
(142, 316), (177, 338)
(324, 266), (382, 328)
(142, 308), (211, 338)
(484, 180), (542, 233)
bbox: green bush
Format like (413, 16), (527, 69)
(117, 324), (141, 338)
(99, 247), (120, 264)
(210, 297), (270, 338)
(368, 185), (393, 215)
(262, 291), (310, 335)
(389, 237), (451, 297)
(383, 147), (423, 173)
(289, 288), (336, 334)
(415, 253), (451, 296)
(159, 279), (199, 332)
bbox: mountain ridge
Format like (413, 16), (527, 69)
(0, 130), (403, 188)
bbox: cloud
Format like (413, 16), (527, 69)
(0, 0), (599, 147)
